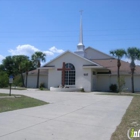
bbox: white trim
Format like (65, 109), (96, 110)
(42, 50), (103, 67)
(38, 67), (55, 70)
(96, 73), (140, 76)
(83, 66), (104, 69)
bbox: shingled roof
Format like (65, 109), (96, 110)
(27, 69), (48, 75)
(92, 59), (140, 75)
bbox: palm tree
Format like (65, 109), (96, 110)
(126, 47), (140, 93)
(22, 60), (33, 88)
(31, 51), (46, 88)
(110, 49), (126, 92)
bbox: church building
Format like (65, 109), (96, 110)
(26, 14), (140, 92)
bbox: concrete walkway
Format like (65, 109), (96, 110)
(0, 89), (133, 140)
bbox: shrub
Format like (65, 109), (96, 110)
(40, 87), (44, 90)
(40, 83), (45, 88)
(118, 76), (125, 92)
(13, 75), (22, 87)
(81, 88), (85, 92)
(110, 84), (117, 92)
(0, 71), (9, 88)
(39, 83), (45, 90)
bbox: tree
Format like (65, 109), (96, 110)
(22, 60), (33, 87)
(31, 51), (46, 88)
(2, 56), (16, 76)
(0, 71), (8, 88)
(126, 47), (140, 93)
(0, 64), (5, 71)
(110, 49), (126, 92)
(12, 55), (30, 87)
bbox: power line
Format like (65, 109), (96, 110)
(0, 38), (140, 43)
(0, 28), (140, 33)
(0, 34), (140, 38)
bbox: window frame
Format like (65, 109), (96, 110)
(64, 63), (75, 85)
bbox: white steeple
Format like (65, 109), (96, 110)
(75, 10), (85, 57)
(78, 10), (83, 46)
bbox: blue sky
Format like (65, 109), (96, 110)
(0, 0), (140, 63)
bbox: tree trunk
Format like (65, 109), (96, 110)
(36, 69), (40, 88)
(117, 59), (121, 92)
(131, 69), (135, 93)
(130, 59), (135, 93)
(117, 66), (120, 92)
(21, 72), (25, 87)
(26, 71), (28, 88)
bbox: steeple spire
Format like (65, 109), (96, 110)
(78, 10), (83, 46)
(75, 10), (85, 57)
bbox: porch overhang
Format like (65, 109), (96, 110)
(83, 65), (104, 69)
(38, 65), (55, 70)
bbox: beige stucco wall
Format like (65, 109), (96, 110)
(97, 75), (111, 91)
(48, 52), (93, 92)
(97, 75), (140, 92)
(124, 75), (140, 92)
(25, 75), (48, 88)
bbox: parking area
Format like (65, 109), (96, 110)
(0, 89), (132, 140)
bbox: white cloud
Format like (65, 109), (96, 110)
(43, 51), (54, 56)
(49, 46), (64, 53)
(0, 55), (5, 64)
(124, 58), (140, 65)
(135, 60), (140, 65)
(8, 45), (64, 57)
(9, 44), (39, 56)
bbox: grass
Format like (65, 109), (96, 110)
(111, 95), (140, 140)
(0, 93), (9, 96)
(0, 93), (48, 113)
(1, 87), (27, 90)
(95, 92), (140, 96)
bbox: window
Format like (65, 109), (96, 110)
(65, 63), (75, 85)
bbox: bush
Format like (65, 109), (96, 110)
(39, 83), (45, 88)
(81, 88), (85, 92)
(13, 75), (22, 87)
(0, 71), (9, 88)
(110, 84), (117, 92)
(118, 76), (125, 92)
(39, 83), (45, 90)
(40, 87), (44, 90)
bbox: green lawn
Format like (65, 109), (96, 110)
(0, 93), (9, 96)
(0, 93), (48, 113)
(0, 87), (27, 90)
(111, 95), (140, 140)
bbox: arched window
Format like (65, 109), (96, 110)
(65, 63), (75, 85)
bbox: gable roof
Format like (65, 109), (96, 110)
(92, 58), (140, 75)
(26, 69), (48, 75)
(85, 46), (114, 59)
(43, 50), (102, 67)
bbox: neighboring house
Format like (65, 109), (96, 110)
(25, 15), (140, 92)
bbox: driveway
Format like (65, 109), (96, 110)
(0, 89), (132, 140)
